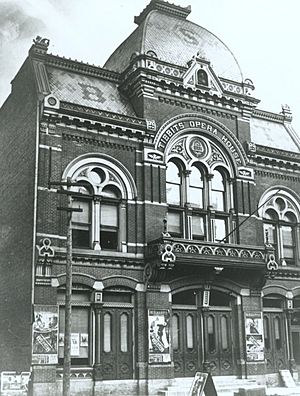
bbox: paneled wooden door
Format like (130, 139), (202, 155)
(101, 307), (133, 380)
(172, 308), (235, 377)
(204, 310), (235, 376)
(172, 309), (200, 377)
(263, 312), (287, 373)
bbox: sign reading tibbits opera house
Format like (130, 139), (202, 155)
(153, 114), (247, 167)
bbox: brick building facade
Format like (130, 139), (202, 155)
(0, 1), (300, 395)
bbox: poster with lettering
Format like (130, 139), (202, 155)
(32, 305), (58, 364)
(71, 333), (80, 356)
(148, 309), (171, 364)
(245, 313), (264, 361)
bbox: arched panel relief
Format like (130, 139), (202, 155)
(167, 134), (233, 176)
(153, 113), (248, 171)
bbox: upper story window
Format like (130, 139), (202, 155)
(71, 177), (122, 251)
(197, 69), (208, 86)
(261, 192), (299, 266)
(166, 159), (232, 242)
(62, 154), (137, 252)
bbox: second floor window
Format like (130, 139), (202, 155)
(263, 196), (298, 266)
(70, 167), (125, 251)
(166, 159), (232, 242)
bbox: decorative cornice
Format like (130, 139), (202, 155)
(253, 109), (286, 124)
(59, 101), (148, 130)
(254, 144), (300, 163)
(53, 252), (144, 267)
(157, 94), (237, 119)
(45, 53), (121, 83)
(254, 169), (300, 182)
(275, 268), (300, 279)
(62, 130), (138, 151)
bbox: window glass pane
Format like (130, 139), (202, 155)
(168, 212), (181, 236)
(197, 69), (208, 86)
(100, 230), (118, 250)
(190, 167), (203, 187)
(274, 317), (282, 350)
(282, 226), (293, 245)
(102, 186), (120, 199)
(104, 313), (111, 352)
(192, 215), (205, 239)
(211, 170), (224, 191)
(283, 247), (294, 259)
(72, 200), (90, 224)
(211, 191), (224, 211)
(186, 315), (193, 349)
(263, 223), (276, 245)
(264, 209), (278, 221)
(263, 317), (270, 349)
(221, 316), (228, 350)
(215, 218), (226, 242)
(73, 229), (90, 248)
(167, 162), (180, 183)
(101, 204), (118, 227)
(172, 315), (179, 351)
(59, 306), (89, 359)
(166, 162), (181, 205)
(284, 212), (297, 223)
(166, 183), (181, 205)
(207, 316), (215, 353)
(207, 316), (214, 334)
(120, 314), (128, 353)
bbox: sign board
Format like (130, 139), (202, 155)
(245, 313), (264, 361)
(32, 305), (58, 364)
(188, 372), (218, 396)
(0, 372), (30, 395)
(148, 309), (171, 363)
(279, 370), (296, 388)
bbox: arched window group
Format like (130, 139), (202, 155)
(166, 160), (232, 242)
(262, 193), (299, 266)
(70, 166), (126, 251)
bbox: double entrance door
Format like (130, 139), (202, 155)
(172, 307), (235, 377)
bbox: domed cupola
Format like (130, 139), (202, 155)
(104, 0), (243, 83)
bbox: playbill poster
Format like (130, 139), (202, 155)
(245, 313), (264, 361)
(32, 305), (58, 364)
(148, 309), (171, 363)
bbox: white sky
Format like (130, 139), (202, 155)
(1, 0), (300, 134)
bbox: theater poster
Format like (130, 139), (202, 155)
(32, 305), (58, 364)
(245, 313), (264, 361)
(148, 309), (171, 363)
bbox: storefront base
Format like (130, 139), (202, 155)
(29, 371), (291, 395)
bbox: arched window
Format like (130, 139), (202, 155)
(100, 186), (121, 250)
(211, 169), (225, 211)
(67, 164), (129, 251)
(197, 69), (208, 86)
(72, 185), (92, 249)
(166, 161), (181, 205)
(262, 193), (299, 266)
(166, 160), (231, 242)
(189, 166), (204, 207)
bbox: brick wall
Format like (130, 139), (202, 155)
(0, 59), (38, 371)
